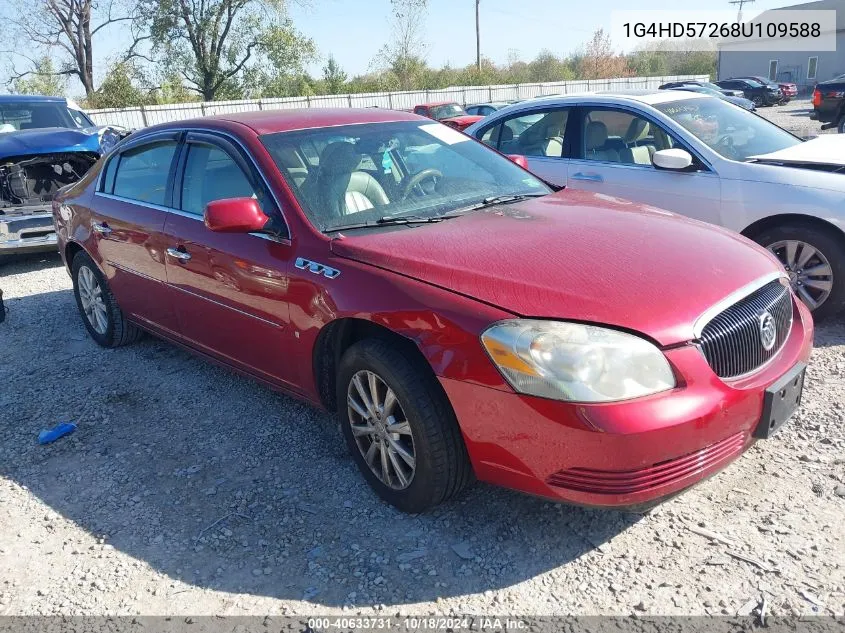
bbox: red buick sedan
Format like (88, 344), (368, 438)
(52, 108), (813, 513)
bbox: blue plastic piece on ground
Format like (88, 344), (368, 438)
(38, 422), (77, 445)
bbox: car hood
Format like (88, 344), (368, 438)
(750, 135), (845, 168)
(330, 190), (782, 345)
(0, 126), (102, 159)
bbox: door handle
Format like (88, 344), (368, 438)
(571, 172), (603, 183)
(92, 222), (113, 236)
(166, 247), (192, 262)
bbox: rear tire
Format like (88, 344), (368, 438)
(752, 222), (845, 320)
(337, 338), (472, 513)
(71, 251), (143, 347)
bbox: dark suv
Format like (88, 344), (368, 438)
(811, 76), (845, 132)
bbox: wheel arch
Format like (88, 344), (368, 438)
(64, 240), (86, 268)
(312, 317), (440, 412)
(741, 213), (845, 247)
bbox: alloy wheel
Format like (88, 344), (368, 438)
(767, 239), (834, 311)
(78, 265), (108, 334)
(346, 370), (416, 490)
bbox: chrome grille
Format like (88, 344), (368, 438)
(698, 280), (793, 378)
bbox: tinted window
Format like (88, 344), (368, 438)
(181, 144), (260, 216)
(487, 109), (567, 158)
(112, 141), (178, 205)
(101, 154), (119, 194)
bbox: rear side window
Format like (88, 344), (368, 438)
(112, 141), (178, 206)
(180, 143), (262, 216)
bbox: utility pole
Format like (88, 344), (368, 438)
(729, 0), (755, 22)
(475, 0), (481, 72)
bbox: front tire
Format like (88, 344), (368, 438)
(71, 251), (142, 347)
(337, 338), (472, 513)
(753, 223), (845, 319)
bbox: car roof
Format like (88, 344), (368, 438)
(0, 94), (68, 103)
(418, 101), (459, 107)
(517, 90), (706, 107)
(165, 107), (425, 135)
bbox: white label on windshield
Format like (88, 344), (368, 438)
(419, 123), (469, 145)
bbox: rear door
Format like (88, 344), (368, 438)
(161, 131), (298, 388)
(92, 132), (181, 333)
(564, 105), (721, 224)
(476, 106), (573, 186)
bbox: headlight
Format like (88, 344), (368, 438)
(481, 320), (675, 403)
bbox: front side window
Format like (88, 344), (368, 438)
(261, 121), (549, 232)
(112, 141), (178, 206)
(181, 144), (261, 216)
(582, 108), (673, 166)
(656, 98), (800, 161)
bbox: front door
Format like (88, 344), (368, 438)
(162, 132), (297, 388)
(565, 106), (721, 224)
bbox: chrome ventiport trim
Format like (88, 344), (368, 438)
(692, 272), (788, 338)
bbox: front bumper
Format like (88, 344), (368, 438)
(442, 300), (814, 508)
(0, 209), (58, 255)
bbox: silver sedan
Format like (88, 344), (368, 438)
(466, 91), (845, 318)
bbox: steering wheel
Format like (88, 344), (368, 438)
(400, 169), (442, 200)
(715, 134), (738, 158)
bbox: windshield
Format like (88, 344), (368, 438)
(0, 101), (93, 131)
(702, 82), (727, 92)
(430, 104), (467, 120)
(655, 98), (800, 161)
(261, 120), (550, 232)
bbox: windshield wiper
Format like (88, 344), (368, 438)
(452, 192), (547, 214)
(326, 214), (459, 233)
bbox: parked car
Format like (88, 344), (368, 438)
(0, 95), (128, 257)
(412, 102), (482, 131)
(465, 101), (517, 116)
(659, 80), (744, 98)
(466, 92), (845, 317)
(736, 76), (796, 103)
(662, 84), (756, 111)
(54, 108), (813, 512)
(811, 76), (845, 132)
(715, 78), (783, 106)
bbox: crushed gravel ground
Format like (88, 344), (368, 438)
(1, 103), (843, 618)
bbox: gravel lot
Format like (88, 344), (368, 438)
(1, 103), (844, 618)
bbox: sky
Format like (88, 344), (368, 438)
(0, 0), (791, 95)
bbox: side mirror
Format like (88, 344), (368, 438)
(653, 148), (694, 171)
(204, 197), (269, 233)
(508, 154), (529, 169)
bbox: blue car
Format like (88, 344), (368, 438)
(0, 95), (126, 257)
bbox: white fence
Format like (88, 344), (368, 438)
(87, 75), (710, 129)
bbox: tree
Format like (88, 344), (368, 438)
(373, 0), (429, 91)
(86, 61), (152, 109)
(323, 55), (347, 94)
(2, 0), (143, 97)
(578, 28), (630, 80)
(140, 0), (315, 101)
(11, 57), (66, 96)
